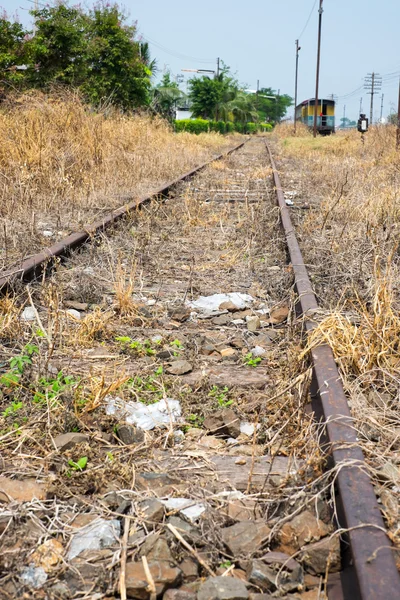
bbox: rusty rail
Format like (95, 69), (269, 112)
(266, 143), (399, 600)
(0, 140), (246, 291)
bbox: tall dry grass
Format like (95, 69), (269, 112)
(0, 91), (238, 268)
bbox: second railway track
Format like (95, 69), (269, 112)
(0, 138), (398, 599)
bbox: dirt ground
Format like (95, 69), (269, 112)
(0, 139), (342, 599)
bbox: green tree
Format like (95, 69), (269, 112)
(257, 88), (293, 124)
(0, 17), (30, 86)
(83, 4), (151, 108)
(26, 4), (88, 87)
(152, 72), (186, 121)
(189, 75), (223, 120)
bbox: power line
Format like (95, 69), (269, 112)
(138, 31), (215, 64)
(297, 0), (318, 40)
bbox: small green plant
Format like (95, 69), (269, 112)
(68, 456), (88, 471)
(187, 413), (204, 428)
(170, 339), (183, 349)
(219, 560), (233, 570)
(33, 371), (78, 405)
(2, 400), (23, 418)
(243, 352), (262, 367)
(208, 385), (233, 407)
(115, 336), (156, 356)
(0, 343), (39, 389)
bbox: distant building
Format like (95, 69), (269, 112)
(176, 107), (193, 120)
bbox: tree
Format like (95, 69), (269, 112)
(257, 88), (293, 123)
(151, 72), (186, 121)
(188, 76), (223, 120)
(0, 16), (30, 86)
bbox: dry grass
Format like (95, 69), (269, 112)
(0, 90), (239, 269)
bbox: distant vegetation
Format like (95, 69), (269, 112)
(0, 2), (292, 126)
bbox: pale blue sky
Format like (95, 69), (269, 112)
(3, 0), (400, 122)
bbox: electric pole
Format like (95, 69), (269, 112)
(364, 72), (382, 125)
(216, 58), (220, 78)
(380, 94), (384, 122)
(313, 0), (324, 138)
(294, 39), (301, 133)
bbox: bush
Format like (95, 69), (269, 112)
(245, 122), (257, 134)
(260, 122), (273, 132)
(175, 119), (209, 134)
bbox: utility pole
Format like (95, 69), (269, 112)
(313, 0), (324, 138)
(294, 39), (301, 133)
(216, 57), (220, 79)
(364, 72), (382, 125)
(380, 94), (384, 122)
(275, 89), (280, 124)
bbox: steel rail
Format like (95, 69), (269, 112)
(0, 140), (246, 291)
(266, 142), (400, 600)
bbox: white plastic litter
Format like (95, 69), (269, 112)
(188, 293), (254, 314)
(147, 299), (156, 306)
(240, 421), (261, 437)
(42, 230), (54, 237)
(232, 319), (245, 325)
(67, 518), (121, 560)
(21, 307), (36, 321)
(106, 396), (182, 430)
(215, 490), (245, 500)
(285, 199), (294, 206)
(161, 498), (206, 522)
(151, 334), (163, 342)
(251, 346), (266, 357)
(20, 565), (48, 588)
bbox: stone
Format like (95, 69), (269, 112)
(199, 435), (226, 450)
(201, 343), (216, 356)
(278, 511), (332, 554)
(221, 521), (270, 556)
(203, 409), (240, 438)
(253, 552), (303, 593)
(256, 331), (278, 344)
(169, 306), (191, 322)
(163, 590), (196, 600)
(0, 476), (46, 502)
(21, 306), (36, 321)
(303, 574), (321, 589)
(31, 539), (64, 572)
(246, 561), (276, 592)
(158, 349), (176, 360)
(66, 308), (81, 320)
(182, 366), (268, 389)
(166, 360), (193, 375)
(138, 498), (165, 523)
(248, 595), (274, 600)
(246, 316), (260, 332)
(166, 516), (198, 543)
(117, 424), (145, 445)
(230, 337), (246, 349)
(67, 519), (121, 560)
(136, 472), (181, 493)
(146, 538), (173, 562)
(53, 432), (89, 452)
(268, 305), (289, 325)
(299, 537), (341, 575)
(198, 576), (249, 600)
(70, 513), (99, 528)
(64, 300), (89, 311)
(212, 314), (231, 326)
(251, 346), (266, 357)
(179, 558), (198, 581)
(220, 348), (237, 358)
(227, 499), (260, 521)
(219, 301), (240, 312)
(125, 560), (182, 599)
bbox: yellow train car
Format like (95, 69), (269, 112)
(295, 98), (335, 135)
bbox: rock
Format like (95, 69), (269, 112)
(251, 346), (266, 357)
(246, 316), (260, 332)
(158, 349), (176, 360)
(70, 513), (99, 528)
(66, 308), (81, 320)
(278, 511), (332, 554)
(219, 301), (240, 312)
(166, 360), (193, 375)
(256, 331), (278, 343)
(179, 558), (199, 581)
(138, 499), (165, 523)
(220, 348), (237, 359)
(117, 424), (145, 445)
(53, 432), (89, 451)
(49, 582), (70, 598)
(0, 476), (46, 502)
(299, 536), (341, 574)
(221, 521), (270, 556)
(268, 305), (289, 324)
(230, 337), (246, 349)
(163, 590), (196, 600)
(169, 306), (191, 322)
(232, 319), (245, 325)
(246, 561), (275, 592)
(212, 314), (231, 326)
(19, 565), (48, 589)
(182, 366), (268, 389)
(303, 574), (321, 588)
(31, 539), (64, 571)
(254, 552), (303, 592)
(201, 343), (216, 356)
(227, 499), (260, 521)
(166, 516), (198, 543)
(199, 435), (226, 450)
(136, 472), (181, 493)
(64, 300), (89, 311)
(21, 306), (36, 321)
(67, 518), (121, 560)
(125, 561), (182, 599)
(198, 576), (249, 600)
(248, 595), (274, 600)
(204, 408), (240, 438)
(145, 537), (173, 562)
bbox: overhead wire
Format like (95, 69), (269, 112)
(297, 0), (318, 40)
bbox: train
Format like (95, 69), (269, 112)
(295, 98), (335, 135)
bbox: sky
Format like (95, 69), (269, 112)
(3, 0), (400, 123)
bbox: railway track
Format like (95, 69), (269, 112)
(0, 138), (398, 599)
